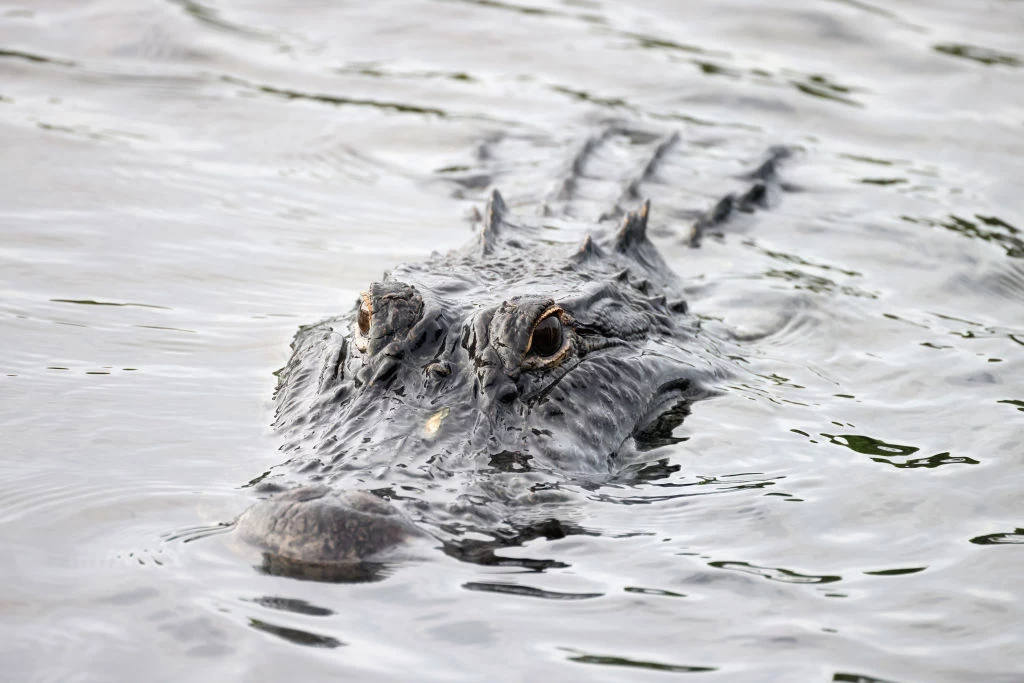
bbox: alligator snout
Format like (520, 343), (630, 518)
(237, 486), (423, 575)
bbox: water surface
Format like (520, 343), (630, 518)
(1, 0), (1022, 680)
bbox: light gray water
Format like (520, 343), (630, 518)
(1, 1), (1022, 681)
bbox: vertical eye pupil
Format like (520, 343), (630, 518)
(358, 304), (371, 335)
(531, 315), (563, 357)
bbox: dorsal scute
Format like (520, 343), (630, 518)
(570, 233), (604, 264)
(613, 199), (651, 253)
(480, 189), (508, 254)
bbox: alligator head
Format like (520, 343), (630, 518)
(238, 191), (731, 580)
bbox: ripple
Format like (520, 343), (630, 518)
(50, 298), (171, 310)
(967, 261), (1024, 305)
(336, 63), (478, 83)
(562, 648), (716, 673)
(167, 0), (278, 43)
(714, 293), (853, 355)
(858, 177), (906, 186)
(933, 43), (1021, 68)
(756, 243), (861, 278)
(764, 268), (877, 299)
(549, 84), (629, 110)
(589, 473), (784, 505)
(220, 75), (448, 117)
(623, 32), (718, 57)
(623, 586), (686, 598)
(997, 399), (1024, 413)
(439, 0), (582, 20)
(862, 566), (927, 577)
(969, 528), (1024, 545)
(833, 673), (903, 683)
(0, 48), (77, 68)
(462, 581), (603, 600)
(824, 0), (923, 31)
(0, 478), (133, 526)
(708, 560), (841, 585)
(135, 324), (196, 334)
(245, 596), (334, 617)
(247, 618), (343, 648)
(818, 433), (979, 469)
(790, 74), (864, 108)
(163, 522), (234, 544)
(902, 214), (1024, 259)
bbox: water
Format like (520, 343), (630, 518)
(1, 0), (1022, 680)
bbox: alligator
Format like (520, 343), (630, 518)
(236, 126), (791, 581)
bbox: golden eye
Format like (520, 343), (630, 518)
(358, 294), (372, 336)
(529, 313), (563, 358)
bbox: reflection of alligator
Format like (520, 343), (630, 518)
(238, 127), (790, 581)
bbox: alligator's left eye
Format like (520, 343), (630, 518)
(526, 307), (570, 366)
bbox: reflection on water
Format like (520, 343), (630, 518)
(222, 75), (452, 118)
(246, 596), (334, 616)
(832, 673), (901, 683)
(708, 560), (842, 585)
(817, 433), (980, 469)
(1, 0), (1022, 680)
(462, 582), (603, 600)
(0, 48), (77, 67)
(247, 619), (343, 649)
(969, 528), (1024, 546)
(561, 648), (717, 674)
(258, 554), (394, 584)
(933, 43), (1021, 68)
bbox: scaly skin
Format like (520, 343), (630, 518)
(237, 132), (790, 581)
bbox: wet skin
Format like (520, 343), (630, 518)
(238, 139), (789, 581)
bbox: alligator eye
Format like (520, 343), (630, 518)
(530, 315), (562, 357)
(357, 294), (372, 336)
(527, 308), (567, 363)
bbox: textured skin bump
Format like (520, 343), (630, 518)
(237, 486), (422, 564)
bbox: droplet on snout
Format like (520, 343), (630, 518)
(424, 407), (450, 437)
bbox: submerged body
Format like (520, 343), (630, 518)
(238, 128), (789, 580)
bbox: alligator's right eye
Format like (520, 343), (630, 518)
(524, 307), (571, 368)
(530, 315), (563, 357)
(357, 294), (372, 336)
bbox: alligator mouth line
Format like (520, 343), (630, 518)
(521, 355), (583, 406)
